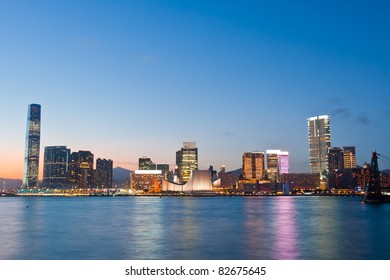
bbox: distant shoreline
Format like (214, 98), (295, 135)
(1, 193), (364, 198)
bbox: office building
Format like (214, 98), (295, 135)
(307, 115), (331, 177)
(266, 150), (289, 182)
(131, 170), (164, 193)
(176, 142), (198, 183)
(95, 158), (113, 189)
(157, 163), (170, 178)
(68, 151), (94, 188)
(139, 157), (155, 170)
(328, 147), (344, 171)
(242, 152), (265, 180)
(22, 104), (41, 188)
(343, 146), (356, 169)
(42, 146), (70, 188)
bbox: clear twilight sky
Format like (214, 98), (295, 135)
(1, 0), (390, 179)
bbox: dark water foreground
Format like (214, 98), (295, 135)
(1, 196), (389, 260)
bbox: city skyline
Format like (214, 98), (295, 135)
(1, 1), (390, 179)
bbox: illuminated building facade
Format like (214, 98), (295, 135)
(68, 151), (94, 188)
(95, 158), (113, 188)
(139, 156), (155, 170)
(131, 170), (164, 193)
(343, 146), (356, 169)
(219, 171), (236, 190)
(242, 152), (265, 180)
(278, 151), (289, 174)
(307, 115), (331, 177)
(23, 104), (41, 188)
(266, 150), (289, 182)
(281, 173), (320, 190)
(162, 170), (213, 193)
(42, 146), (70, 188)
(176, 142), (198, 183)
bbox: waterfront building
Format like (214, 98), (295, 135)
(218, 171), (236, 190)
(138, 156), (155, 170)
(343, 146), (357, 169)
(281, 173), (320, 190)
(68, 151), (94, 188)
(328, 147), (344, 189)
(95, 158), (113, 189)
(278, 151), (289, 175)
(22, 104), (41, 188)
(328, 147), (344, 171)
(42, 146), (70, 188)
(162, 170), (213, 193)
(266, 150), (289, 182)
(242, 152), (265, 180)
(156, 163), (170, 179)
(307, 115), (331, 178)
(176, 142), (198, 183)
(131, 170), (164, 193)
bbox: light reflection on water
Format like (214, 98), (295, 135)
(1, 196), (389, 260)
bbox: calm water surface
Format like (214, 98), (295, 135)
(1, 196), (389, 260)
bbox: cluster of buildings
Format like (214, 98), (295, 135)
(22, 104), (113, 190)
(20, 104), (390, 194)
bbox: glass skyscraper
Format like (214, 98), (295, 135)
(266, 150), (289, 182)
(22, 104), (41, 188)
(42, 146), (70, 188)
(307, 115), (331, 178)
(176, 142), (198, 183)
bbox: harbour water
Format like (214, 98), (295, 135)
(1, 196), (389, 260)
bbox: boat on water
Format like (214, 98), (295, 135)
(362, 151), (390, 204)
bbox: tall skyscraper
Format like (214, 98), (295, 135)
(242, 152), (265, 180)
(343, 146), (356, 169)
(95, 158), (113, 189)
(42, 146), (70, 188)
(307, 115), (331, 177)
(176, 142), (198, 183)
(22, 104), (41, 188)
(68, 151), (94, 188)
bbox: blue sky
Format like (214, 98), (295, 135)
(1, 0), (390, 178)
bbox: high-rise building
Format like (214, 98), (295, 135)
(278, 151), (289, 175)
(266, 150), (280, 182)
(343, 146), (356, 169)
(328, 147), (344, 171)
(68, 151), (94, 188)
(22, 104), (41, 188)
(307, 115), (331, 177)
(327, 147), (344, 188)
(95, 158), (113, 189)
(266, 150), (289, 182)
(242, 152), (265, 180)
(139, 157), (155, 170)
(42, 146), (70, 188)
(176, 142), (198, 183)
